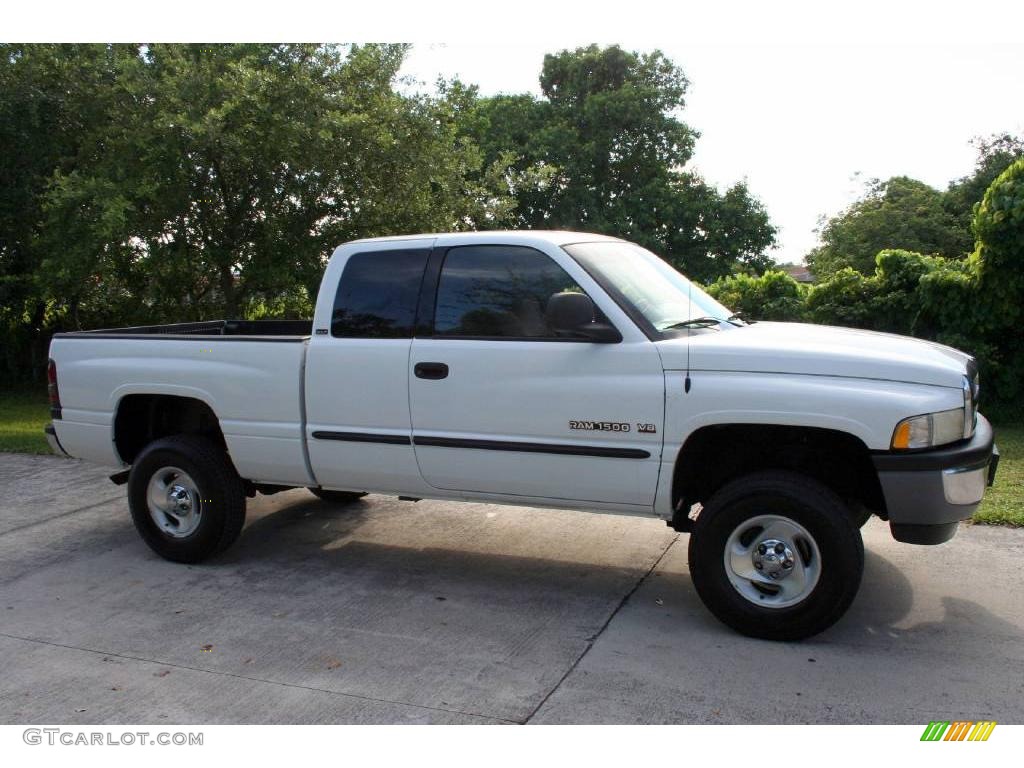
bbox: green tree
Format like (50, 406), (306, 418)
(945, 133), (1024, 233)
(461, 44), (776, 281)
(972, 158), (1024, 334)
(697, 160), (1024, 406)
(969, 158), (1024, 401)
(0, 44), (139, 379)
(805, 135), (1023, 281)
(34, 44), (516, 328)
(806, 176), (970, 278)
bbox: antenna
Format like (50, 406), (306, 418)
(684, 278), (692, 393)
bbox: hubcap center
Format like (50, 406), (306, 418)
(167, 485), (193, 516)
(752, 538), (795, 580)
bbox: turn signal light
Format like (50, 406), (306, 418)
(892, 421), (911, 449)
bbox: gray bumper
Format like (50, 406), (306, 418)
(872, 414), (997, 545)
(44, 423), (71, 458)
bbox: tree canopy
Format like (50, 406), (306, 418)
(946, 134), (1024, 233)
(1, 44), (520, 377)
(806, 135), (1024, 279)
(34, 43), (515, 324)
(806, 176), (971, 278)
(709, 158), (1024, 404)
(0, 42), (779, 381)
(458, 44), (777, 282)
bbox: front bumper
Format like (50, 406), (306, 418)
(872, 414), (997, 545)
(44, 423), (71, 458)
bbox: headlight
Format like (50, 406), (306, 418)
(891, 408), (966, 450)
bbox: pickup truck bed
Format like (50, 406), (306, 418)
(51, 319), (316, 487)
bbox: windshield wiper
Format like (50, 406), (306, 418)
(661, 316), (726, 330)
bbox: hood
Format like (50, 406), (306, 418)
(656, 321), (971, 388)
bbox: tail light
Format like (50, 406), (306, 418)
(47, 358), (62, 419)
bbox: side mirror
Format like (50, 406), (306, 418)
(545, 292), (622, 343)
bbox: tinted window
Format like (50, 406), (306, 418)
(434, 245), (586, 338)
(331, 249), (429, 338)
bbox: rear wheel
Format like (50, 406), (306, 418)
(688, 470), (864, 640)
(128, 435), (246, 563)
(308, 488), (368, 504)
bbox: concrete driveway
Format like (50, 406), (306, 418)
(1, 452), (1022, 724)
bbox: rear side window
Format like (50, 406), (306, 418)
(331, 249), (429, 338)
(433, 245), (586, 338)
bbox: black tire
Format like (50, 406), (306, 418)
(849, 503), (874, 529)
(308, 488), (368, 504)
(128, 434), (246, 563)
(688, 470), (864, 641)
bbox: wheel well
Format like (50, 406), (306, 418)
(671, 424), (886, 528)
(114, 395), (227, 465)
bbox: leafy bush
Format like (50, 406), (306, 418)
(973, 159), (1024, 326)
(806, 177), (970, 278)
(705, 270), (806, 321)
(802, 267), (877, 328)
(968, 159), (1024, 401)
(707, 161), (1024, 405)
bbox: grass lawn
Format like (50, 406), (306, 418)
(971, 422), (1023, 527)
(0, 389), (51, 455)
(0, 389), (1021, 525)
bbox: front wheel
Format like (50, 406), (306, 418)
(128, 435), (247, 563)
(848, 503), (874, 529)
(688, 470), (864, 641)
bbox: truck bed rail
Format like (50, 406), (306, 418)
(54, 319), (312, 340)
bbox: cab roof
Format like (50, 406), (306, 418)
(344, 230), (626, 248)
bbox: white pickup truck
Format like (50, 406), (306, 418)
(45, 231), (998, 640)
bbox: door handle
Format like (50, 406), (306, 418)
(414, 362), (449, 380)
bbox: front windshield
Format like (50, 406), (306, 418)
(563, 241), (736, 334)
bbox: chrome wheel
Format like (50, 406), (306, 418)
(723, 514), (821, 608)
(146, 466), (202, 538)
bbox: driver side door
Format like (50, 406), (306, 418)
(408, 242), (665, 507)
